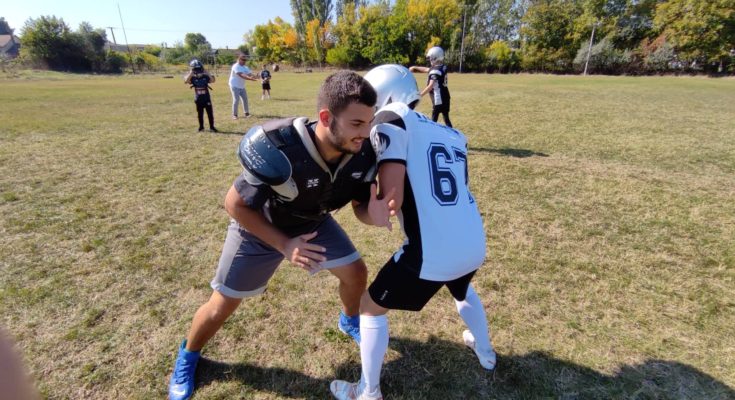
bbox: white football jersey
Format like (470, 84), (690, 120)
(370, 102), (486, 281)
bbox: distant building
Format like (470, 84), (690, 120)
(0, 34), (20, 59)
(105, 41), (146, 52)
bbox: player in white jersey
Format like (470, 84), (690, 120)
(330, 65), (496, 400)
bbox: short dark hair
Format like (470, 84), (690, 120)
(318, 70), (377, 116)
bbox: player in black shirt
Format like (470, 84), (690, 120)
(260, 64), (272, 100)
(409, 46), (452, 127)
(168, 71), (391, 400)
(184, 59), (218, 132)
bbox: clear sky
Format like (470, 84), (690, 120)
(3, 0), (296, 49)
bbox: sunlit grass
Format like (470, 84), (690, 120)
(1, 70), (734, 399)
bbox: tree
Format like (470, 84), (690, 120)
(405, 0), (461, 64)
(291, 0), (333, 34)
(473, 0), (525, 44)
(247, 17), (300, 64)
(184, 33), (210, 53)
(327, 1), (369, 67)
(78, 22), (108, 70)
(20, 16), (74, 69)
(573, 35), (629, 73)
(654, 0), (735, 72)
(611, 0), (657, 50)
(486, 40), (520, 72)
(520, 0), (583, 72)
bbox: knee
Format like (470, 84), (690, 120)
(205, 295), (240, 322)
(341, 262), (368, 287)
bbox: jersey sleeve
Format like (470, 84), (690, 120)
(233, 172), (273, 210)
(428, 70), (442, 82)
(370, 104), (410, 166)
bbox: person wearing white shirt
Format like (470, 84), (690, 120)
(229, 54), (258, 119)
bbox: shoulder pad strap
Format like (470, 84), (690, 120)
(237, 124), (293, 186)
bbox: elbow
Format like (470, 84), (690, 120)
(224, 189), (239, 217)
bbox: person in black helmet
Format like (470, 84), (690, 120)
(184, 59), (218, 132)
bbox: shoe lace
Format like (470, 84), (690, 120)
(173, 357), (196, 384)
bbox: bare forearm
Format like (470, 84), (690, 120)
(420, 83), (432, 97)
(352, 201), (374, 225)
(224, 186), (288, 254)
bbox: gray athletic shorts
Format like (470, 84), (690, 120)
(210, 216), (361, 298)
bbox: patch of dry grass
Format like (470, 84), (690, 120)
(1, 71), (733, 399)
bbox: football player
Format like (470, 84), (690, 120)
(168, 71), (391, 400)
(330, 65), (496, 400)
(260, 64), (272, 100)
(409, 46), (453, 127)
(184, 59), (217, 132)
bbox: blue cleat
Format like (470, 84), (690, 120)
(338, 311), (361, 344)
(168, 340), (200, 400)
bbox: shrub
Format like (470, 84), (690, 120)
(574, 37), (629, 74)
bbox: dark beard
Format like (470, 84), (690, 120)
(329, 119), (360, 155)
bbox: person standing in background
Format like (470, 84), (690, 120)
(229, 54), (258, 119)
(260, 64), (272, 100)
(184, 59), (218, 132)
(409, 46), (452, 127)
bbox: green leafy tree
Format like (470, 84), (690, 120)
(78, 22), (108, 70)
(406, 0), (461, 64)
(20, 16), (71, 68)
(520, 0), (583, 72)
(486, 39), (520, 72)
(654, 0), (735, 71)
(184, 33), (210, 53)
(327, 1), (370, 67)
(20, 16), (92, 70)
(473, 0), (525, 44)
(611, 0), (658, 50)
(291, 0), (333, 34)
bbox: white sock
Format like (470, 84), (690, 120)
(359, 314), (388, 394)
(455, 285), (494, 353)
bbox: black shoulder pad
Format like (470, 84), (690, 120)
(260, 117), (300, 148)
(237, 124), (293, 186)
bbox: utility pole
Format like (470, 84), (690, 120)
(583, 20), (598, 76)
(459, 4), (467, 73)
(107, 26), (117, 47)
(117, 3), (135, 74)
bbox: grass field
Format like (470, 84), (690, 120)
(1, 69), (734, 399)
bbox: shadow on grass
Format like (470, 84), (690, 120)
(206, 130), (244, 136)
(470, 147), (549, 158)
(195, 336), (734, 399)
(245, 114), (294, 120)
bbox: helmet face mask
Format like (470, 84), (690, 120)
(189, 59), (203, 72)
(364, 64), (421, 110)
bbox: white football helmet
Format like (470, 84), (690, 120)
(364, 64), (421, 109)
(426, 46), (445, 66)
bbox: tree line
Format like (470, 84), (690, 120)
(5, 0), (734, 75)
(3, 16), (242, 73)
(248, 0), (734, 74)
